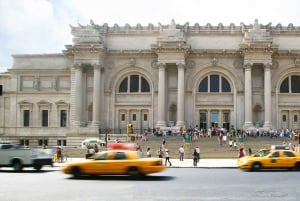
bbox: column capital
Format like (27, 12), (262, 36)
(93, 63), (103, 70)
(73, 63), (83, 70)
(263, 62), (272, 69)
(157, 63), (166, 69)
(243, 63), (253, 69)
(176, 63), (186, 69)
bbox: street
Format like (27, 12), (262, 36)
(0, 167), (299, 201)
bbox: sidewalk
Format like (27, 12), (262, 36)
(54, 158), (238, 168)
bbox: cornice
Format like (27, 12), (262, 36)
(70, 20), (300, 36)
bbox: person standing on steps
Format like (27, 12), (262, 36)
(164, 149), (172, 166)
(179, 145), (184, 161)
(146, 147), (151, 157)
(192, 148), (198, 167)
(162, 138), (166, 151)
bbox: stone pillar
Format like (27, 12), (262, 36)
(176, 63), (185, 127)
(91, 64), (102, 127)
(288, 110), (293, 129)
(139, 109), (142, 131)
(243, 63), (253, 129)
(207, 110), (211, 128)
(156, 63), (167, 127)
(74, 65), (83, 126)
(263, 63), (273, 129)
(219, 110), (222, 127)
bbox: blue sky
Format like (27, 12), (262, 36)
(0, 0), (300, 72)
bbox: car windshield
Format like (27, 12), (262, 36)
(254, 149), (270, 157)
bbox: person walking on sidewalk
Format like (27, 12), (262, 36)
(179, 145), (184, 161)
(192, 148), (198, 167)
(164, 149), (172, 166)
(195, 146), (200, 163)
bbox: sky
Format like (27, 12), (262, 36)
(0, 0), (300, 72)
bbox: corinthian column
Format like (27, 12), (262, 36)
(91, 64), (102, 127)
(263, 63), (273, 129)
(243, 63), (253, 129)
(176, 63), (185, 127)
(156, 63), (167, 127)
(74, 64), (83, 126)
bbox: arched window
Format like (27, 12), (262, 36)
(198, 74), (231, 93)
(280, 75), (300, 93)
(198, 77), (208, 92)
(118, 74), (150, 93)
(280, 77), (289, 93)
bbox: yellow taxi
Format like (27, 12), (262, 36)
(238, 149), (300, 171)
(62, 150), (165, 178)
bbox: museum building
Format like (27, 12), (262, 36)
(1, 19), (300, 146)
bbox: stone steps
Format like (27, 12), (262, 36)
(63, 135), (290, 159)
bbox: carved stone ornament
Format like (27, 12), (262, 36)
(129, 58), (136, 67)
(151, 60), (158, 68)
(211, 57), (218, 66)
(186, 60), (195, 68)
(295, 58), (300, 66)
(233, 59), (243, 68)
(158, 19), (185, 42)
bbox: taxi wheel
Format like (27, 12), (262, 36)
(295, 162), (300, 171)
(71, 167), (82, 178)
(252, 162), (262, 171)
(128, 167), (143, 179)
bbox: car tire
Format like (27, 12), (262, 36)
(13, 160), (23, 172)
(252, 162), (262, 171)
(128, 167), (143, 179)
(71, 167), (82, 178)
(33, 164), (42, 171)
(295, 162), (300, 171)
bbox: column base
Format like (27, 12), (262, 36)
(72, 121), (82, 127)
(175, 121), (185, 127)
(91, 121), (100, 127)
(156, 121), (167, 127)
(263, 122), (273, 130)
(243, 121), (255, 131)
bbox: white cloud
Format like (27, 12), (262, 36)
(0, 0), (299, 72)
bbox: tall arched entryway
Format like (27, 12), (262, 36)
(168, 103), (177, 126)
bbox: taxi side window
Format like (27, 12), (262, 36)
(283, 151), (295, 157)
(96, 153), (108, 160)
(114, 152), (127, 160)
(271, 152), (279, 158)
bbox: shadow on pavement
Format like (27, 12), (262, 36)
(66, 175), (175, 181)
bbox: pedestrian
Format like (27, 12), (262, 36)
(195, 146), (200, 163)
(164, 149), (172, 166)
(192, 148), (198, 167)
(146, 147), (151, 157)
(218, 133), (223, 146)
(248, 147), (252, 155)
(238, 148), (245, 158)
(233, 140), (237, 151)
(94, 144), (99, 153)
(56, 146), (63, 162)
(179, 145), (184, 161)
(228, 138), (233, 150)
(157, 147), (163, 158)
(162, 138), (166, 150)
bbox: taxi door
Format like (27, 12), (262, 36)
(266, 151), (282, 168)
(281, 151), (296, 168)
(91, 152), (116, 174)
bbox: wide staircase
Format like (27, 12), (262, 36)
(63, 134), (289, 159)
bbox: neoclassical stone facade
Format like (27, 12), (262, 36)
(1, 19), (300, 146)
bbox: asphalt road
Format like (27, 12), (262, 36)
(0, 167), (299, 201)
